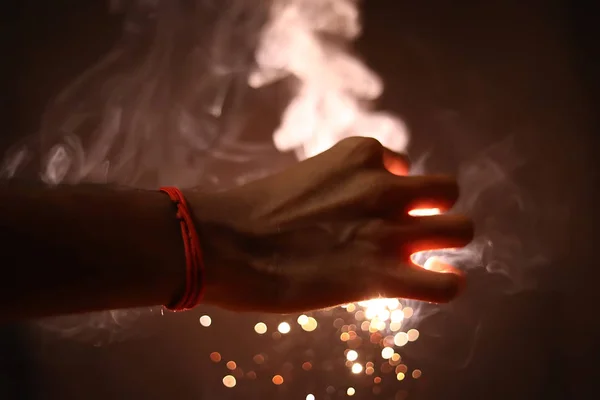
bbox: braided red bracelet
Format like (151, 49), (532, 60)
(159, 187), (205, 311)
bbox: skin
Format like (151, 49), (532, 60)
(0, 137), (473, 321)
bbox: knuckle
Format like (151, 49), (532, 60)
(335, 136), (384, 166)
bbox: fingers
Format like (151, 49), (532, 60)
(383, 149), (410, 176)
(380, 260), (465, 303)
(357, 214), (473, 257)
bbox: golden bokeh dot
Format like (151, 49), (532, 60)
(396, 372), (406, 381)
(374, 377), (382, 384)
(390, 322), (402, 332)
(199, 315), (212, 327)
(394, 332), (409, 347)
(391, 353), (401, 362)
(346, 350), (358, 361)
(360, 321), (370, 331)
(366, 362), (374, 368)
(412, 369), (422, 379)
(302, 362), (313, 371)
(407, 329), (420, 342)
(381, 347), (394, 359)
(347, 303), (356, 312)
(297, 315), (309, 325)
(403, 307), (414, 318)
(226, 361), (237, 370)
(340, 332), (350, 342)
(272, 375), (284, 385)
(366, 366), (375, 375)
(354, 311), (365, 321)
(278, 322), (291, 334)
(209, 352), (221, 363)
(351, 363), (363, 374)
(306, 395), (315, 400)
(347, 387), (356, 396)
(302, 317), (318, 332)
(222, 375), (236, 388)
(254, 322), (267, 334)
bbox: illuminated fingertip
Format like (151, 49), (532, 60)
(408, 208), (441, 217)
(423, 257), (462, 275)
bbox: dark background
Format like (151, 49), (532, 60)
(1, 0), (598, 399)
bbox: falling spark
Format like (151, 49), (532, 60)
(254, 322), (267, 335)
(351, 363), (363, 374)
(346, 350), (358, 361)
(222, 375), (236, 388)
(278, 322), (291, 334)
(297, 315), (309, 325)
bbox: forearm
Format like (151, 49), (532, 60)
(0, 184), (186, 320)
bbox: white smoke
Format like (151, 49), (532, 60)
(251, 0), (409, 159)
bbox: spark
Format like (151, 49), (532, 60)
(254, 322), (267, 335)
(278, 322), (291, 334)
(351, 363), (363, 374)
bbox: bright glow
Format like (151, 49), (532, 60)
(222, 375), (236, 388)
(272, 375), (284, 385)
(199, 315), (211, 327)
(381, 347), (394, 359)
(394, 332), (409, 347)
(407, 329), (420, 342)
(226, 361), (237, 370)
(346, 350), (358, 361)
(278, 322), (291, 334)
(302, 317), (318, 332)
(254, 322), (267, 335)
(347, 387), (356, 396)
(397, 372), (406, 381)
(408, 208), (441, 217)
(351, 363), (363, 374)
(297, 314), (309, 325)
(306, 395), (315, 400)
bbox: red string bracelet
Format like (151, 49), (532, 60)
(159, 187), (205, 312)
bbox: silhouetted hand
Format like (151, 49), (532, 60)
(187, 137), (473, 313)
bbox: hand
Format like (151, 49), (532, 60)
(186, 137), (473, 313)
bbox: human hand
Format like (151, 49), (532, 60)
(186, 137), (473, 313)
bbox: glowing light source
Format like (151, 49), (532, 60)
(394, 332), (409, 347)
(412, 369), (422, 379)
(347, 387), (356, 396)
(278, 322), (291, 334)
(306, 395), (315, 400)
(226, 361), (237, 370)
(297, 315), (309, 325)
(396, 372), (406, 381)
(346, 350), (358, 361)
(199, 315), (211, 327)
(351, 363), (363, 374)
(222, 375), (236, 388)
(302, 317), (318, 332)
(381, 347), (394, 359)
(272, 375), (284, 385)
(254, 322), (267, 335)
(407, 329), (420, 342)
(408, 208), (441, 217)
